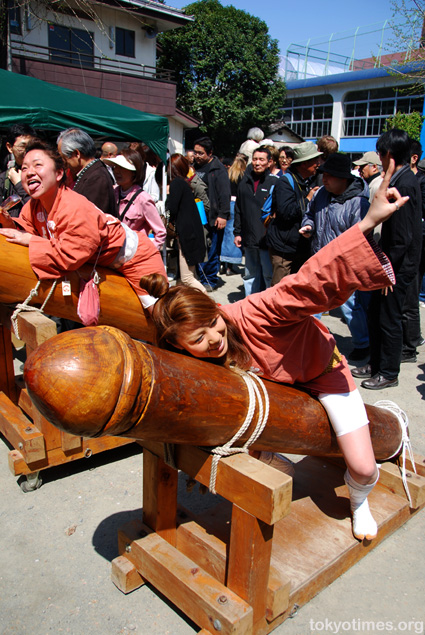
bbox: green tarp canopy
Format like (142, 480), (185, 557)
(0, 69), (169, 161)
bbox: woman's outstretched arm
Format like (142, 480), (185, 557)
(358, 158), (409, 235)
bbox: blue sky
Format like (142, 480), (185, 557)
(167, 0), (398, 60)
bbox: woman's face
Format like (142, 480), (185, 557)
(113, 165), (135, 190)
(174, 314), (228, 359)
(21, 150), (63, 200)
(279, 151), (292, 172)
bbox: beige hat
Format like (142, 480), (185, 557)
(104, 155), (136, 171)
(291, 141), (322, 164)
(352, 151), (381, 167)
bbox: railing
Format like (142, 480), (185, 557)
(10, 39), (175, 82)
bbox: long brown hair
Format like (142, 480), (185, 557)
(169, 153), (189, 181)
(140, 274), (251, 370)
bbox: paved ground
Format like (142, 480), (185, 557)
(1, 265), (424, 635)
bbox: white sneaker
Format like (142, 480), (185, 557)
(258, 451), (295, 477)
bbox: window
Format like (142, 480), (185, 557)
(48, 24), (94, 68)
(116, 27), (135, 58)
(343, 86), (425, 137)
(8, 0), (21, 35)
(282, 95), (333, 139)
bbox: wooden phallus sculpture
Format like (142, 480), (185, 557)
(24, 325), (403, 459)
(0, 236), (154, 341)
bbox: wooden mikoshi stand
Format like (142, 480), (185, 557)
(112, 442), (425, 635)
(0, 233), (162, 489)
(21, 325), (425, 633)
(0, 309), (133, 489)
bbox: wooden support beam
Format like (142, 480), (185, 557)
(8, 435), (132, 476)
(140, 441), (292, 526)
(60, 430), (83, 453)
(0, 324), (17, 403)
(118, 521), (253, 635)
(379, 462), (425, 509)
(16, 312), (57, 351)
(111, 556), (144, 594)
(227, 505), (273, 629)
(176, 516), (290, 621)
(397, 452), (425, 478)
(142, 448), (178, 546)
(0, 391), (46, 464)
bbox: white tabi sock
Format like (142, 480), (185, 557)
(344, 469), (379, 540)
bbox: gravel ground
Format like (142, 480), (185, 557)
(1, 265), (424, 635)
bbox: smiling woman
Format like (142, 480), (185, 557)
(0, 140), (166, 309)
(139, 161), (409, 541)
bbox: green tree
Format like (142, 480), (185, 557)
(158, 0), (286, 155)
(384, 110), (425, 138)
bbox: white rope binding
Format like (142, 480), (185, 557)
(374, 400), (416, 506)
(208, 370), (270, 494)
(11, 280), (58, 339)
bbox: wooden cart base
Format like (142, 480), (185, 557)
(0, 308), (132, 487)
(112, 442), (425, 635)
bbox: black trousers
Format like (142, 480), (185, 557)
(402, 271), (422, 354)
(368, 274), (411, 380)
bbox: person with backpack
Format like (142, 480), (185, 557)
(266, 141), (321, 284)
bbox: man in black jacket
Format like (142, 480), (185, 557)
(194, 137), (230, 291)
(57, 128), (117, 217)
(352, 129), (423, 389)
(234, 146), (276, 296)
(266, 141), (321, 284)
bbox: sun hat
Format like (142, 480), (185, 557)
(103, 155), (136, 171)
(291, 141), (322, 164)
(352, 151), (381, 167)
(317, 153), (355, 180)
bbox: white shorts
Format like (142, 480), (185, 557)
(318, 389), (369, 437)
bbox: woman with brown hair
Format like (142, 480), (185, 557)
(140, 162), (409, 541)
(167, 153), (206, 292)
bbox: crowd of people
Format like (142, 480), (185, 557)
(0, 122), (422, 542)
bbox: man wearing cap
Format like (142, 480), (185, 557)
(353, 151), (383, 203)
(266, 141), (321, 282)
(57, 128), (117, 217)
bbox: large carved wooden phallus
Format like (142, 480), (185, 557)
(0, 236), (154, 341)
(24, 325), (403, 459)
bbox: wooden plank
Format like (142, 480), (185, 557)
(261, 456), (415, 632)
(0, 391), (46, 463)
(7, 435), (133, 476)
(19, 386), (62, 452)
(18, 388), (34, 418)
(119, 522), (253, 635)
(142, 449), (178, 546)
(140, 441), (292, 525)
(0, 324), (17, 402)
(60, 430), (83, 453)
(227, 506), (273, 628)
(397, 452), (425, 478)
(176, 516), (290, 621)
(16, 312), (57, 350)
(111, 556), (144, 594)
(379, 461), (425, 508)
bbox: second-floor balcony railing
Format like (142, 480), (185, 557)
(10, 39), (175, 82)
